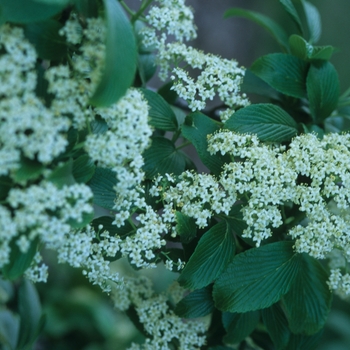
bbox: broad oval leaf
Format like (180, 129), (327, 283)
(72, 154), (96, 184)
(181, 112), (231, 175)
(178, 221), (235, 290)
(139, 88), (178, 131)
(143, 137), (187, 179)
(251, 53), (309, 98)
(224, 8), (289, 52)
(0, 0), (69, 24)
(47, 159), (76, 188)
(302, 1), (321, 44)
(282, 254), (332, 335)
(90, 0), (137, 107)
(175, 212), (197, 244)
(225, 104), (298, 142)
(279, 0), (303, 34)
(12, 157), (44, 183)
(307, 61), (340, 122)
(286, 329), (324, 350)
(213, 241), (300, 313)
(175, 286), (214, 318)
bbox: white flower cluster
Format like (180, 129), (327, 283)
(112, 276), (206, 349)
(0, 25), (70, 175)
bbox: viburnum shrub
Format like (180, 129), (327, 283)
(0, 0), (349, 349)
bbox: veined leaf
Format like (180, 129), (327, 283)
(139, 88), (178, 131)
(224, 8), (289, 52)
(47, 159), (76, 188)
(282, 254), (332, 335)
(307, 61), (340, 122)
(302, 0), (321, 44)
(72, 155), (96, 184)
(251, 53), (309, 98)
(213, 241), (300, 313)
(286, 329), (323, 350)
(178, 221), (235, 290)
(90, 0), (137, 107)
(225, 104), (298, 142)
(175, 212), (197, 244)
(279, 0), (303, 34)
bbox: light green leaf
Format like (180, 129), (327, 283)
(24, 20), (67, 60)
(12, 157), (44, 183)
(223, 310), (260, 345)
(139, 88), (178, 131)
(175, 286), (214, 318)
(175, 212), (197, 244)
(143, 137), (187, 179)
(302, 0), (321, 44)
(72, 155), (96, 184)
(88, 167), (116, 210)
(261, 303), (290, 350)
(225, 104), (298, 142)
(282, 254), (332, 335)
(251, 53), (309, 98)
(310, 46), (335, 61)
(279, 0), (303, 34)
(307, 61), (340, 122)
(224, 8), (289, 51)
(181, 112), (230, 175)
(178, 221), (235, 290)
(47, 159), (76, 188)
(90, 0), (137, 107)
(0, 0), (69, 24)
(213, 242), (300, 313)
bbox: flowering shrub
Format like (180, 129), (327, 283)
(0, 0), (350, 349)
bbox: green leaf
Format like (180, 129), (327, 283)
(90, 0), (137, 107)
(181, 112), (230, 175)
(23, 20), (67, 61)
(143, 137), (187, 179)
(90, 115), (108, 134)
(286, 328), (323, 350)
(138, 53), (157, 84)
(175, 286), (214, 318)
(17, 280), (42, 349)
(67, 211), (94, 229)
(178, 221), (235, 290)
(225, 104), (298, 142)
(139, 88), (178, 131)
(158, 82), (178, 105)
(261, 303), (290, 350)
(307, 61), (340, 122)
(176, 212), (197, 244)
(302, 0), (321, 44)
(282, 254), (332, 335)
(279, 0), (303, 34)
(2, 238), (39, 281)
(88, 167), (116, 210)
(74, 0), (99, 18)
(0, 310), (20, 350)
(213, 242), (300, 313)
(91, 216), (135, 238)
(0, 0), (69, 24)
(47, 159), (76, 188)
(251, 53), (309, 98)
(224, 8), (289, 51)
(310, 46), (335, 61)
(223, 310), (260, 344)
(0, 176), (12, 201)
(12, 157), (44, 183)
(72, 155), (96, 184)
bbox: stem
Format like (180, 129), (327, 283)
(171, 129), (181, 143)
(119, 1), (135, 17)
(176, 141), (191, 150)
(131, 0), (154, 24)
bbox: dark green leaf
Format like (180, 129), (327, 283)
(47, 159), (76, 188)
(2, 238), (38, 281)
(72, 155), (96, 183)
(302, 1), (321, 44)
(24, 20), (67, 60)
(175, 286), (214, 318)
(307, 61), (340, 122)
(0, 310), (20, 350)
(90, 115), (108, 134)
(223, 310), (260, 344)
(286, 328), (323, 350)
(224, 8), (289, 51)
(88, 167), (116, 210)
(74, 0), (99, 18)
(158, 82), (178, 105)
(0, 0), (69, 24)
(279, 0), (303, 34)
(181, 112), (230, 175)
(178, 221), (235, 290)
(172, 106), (186, 127)
(0, 176), (12, 201)
(12, 157), (44, 183)
(175, 212), (197, 244)
(282, 254), (332, 335)
(140, 89), (178, 131)
(90, 0), (137, 107)
(261, 303), (290, 350)
(225, 104), (298, 142)
(213, 242), (300, 313)
(251, 53), (309, 98)
(138, 53), (157, 83)
(91, 216), (135, 238)
(143, 137), (187, 179)
(17, 280), (42, 350)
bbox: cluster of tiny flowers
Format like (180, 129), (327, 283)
(112, 276), (206, 349)
(163, 43), (249, 111)
(50, 16), (106, 129)
(25, 252), (49, 283)
(0, 25), (70, 175)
